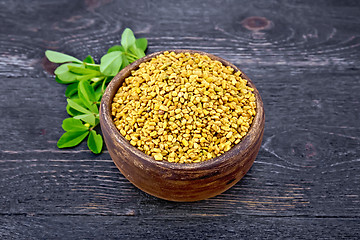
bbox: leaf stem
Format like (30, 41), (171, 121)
(84, 63), (100, 67)
(101, 77), (108, 94)
(89, 124), (98, 131)
(124, 52), (139, 60)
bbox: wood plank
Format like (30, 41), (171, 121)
(0, 0), (359, 78)
(1, 148), (359, 217)
(1, 215), (359, 239)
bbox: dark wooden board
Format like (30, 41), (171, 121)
(1, 216), (359, 240)
(1, 0), (359, 238)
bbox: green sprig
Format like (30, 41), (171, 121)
(45, 28), (147, 154)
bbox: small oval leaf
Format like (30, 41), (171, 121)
(54, 63), (80, 83)
(79, 80), (96, 103)
(67, 99), (91, 114)
(135, 38), (148, 52)
(57, 131), (89, 148)
(87, 130), (103, 154)
(121, 28), (136, 50)
(65, 82), (79, 98)
(62, 118), (89, 132)
(100, 51), (123, 76)
(46, 50), (82, 64)
(83, 55), (95, 64)
(73, 113), (96, 126)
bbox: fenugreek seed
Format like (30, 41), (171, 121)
(148, 121), (156, 126)
(226, 132), (233, 138)
(158, 128), (165, 135)
(111, 51), (256, 163)
(182, 139), (189, 147)
(153, 153), (163, 161)
(159, 105), (168, 111)
(152, 148), (161, 153)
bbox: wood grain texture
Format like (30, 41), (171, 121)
(1, 0), (360, 238)
(1, 216), (359, 240)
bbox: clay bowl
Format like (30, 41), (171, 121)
(99, 50), (265, 202)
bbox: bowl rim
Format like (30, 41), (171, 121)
(100, 49), (264, 171)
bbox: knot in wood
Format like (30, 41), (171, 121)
(241, 16), (272, 31)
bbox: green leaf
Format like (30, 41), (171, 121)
(87, 130), (103, 154)
(66, 103), (83, 117)
(67, 98), (92, 114)
(94, 118), (100, 126)
(57, 130), (89, 148)
(83, 55), (95, 64)
(79, 80), (96, 103)
(129, 45), (145, 58)
(46, 50), (82, 64)
(78, 80), (98, 113)
(68, 65), (99, 75)
(54, 63), (80, 83)
(54, 63), (79, 75)
(94, 84), (103, 101)
(122, 53), (130, 69)
(108, 45), (125, 53)
(135, 38), (147, 52)
(88, 103), (99, 114)
(121, 28), (136, 50)
(62, 118), (89, 131)
(66, 95), (93, 117)
(55, 76), (73, 84)
(74, 113), (96, 126)
(57, 73), (78, 84)
(76, 74), (98, 81)
(100, 51), (123, 76)
(69, 97), (85, 105)
(65, 82), (79, 98)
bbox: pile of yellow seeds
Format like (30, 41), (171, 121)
(111, 51), (256, 163)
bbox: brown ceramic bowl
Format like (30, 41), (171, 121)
(99, 50), (265, 202)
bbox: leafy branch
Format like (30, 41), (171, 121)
(46, 28), (147, 154)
